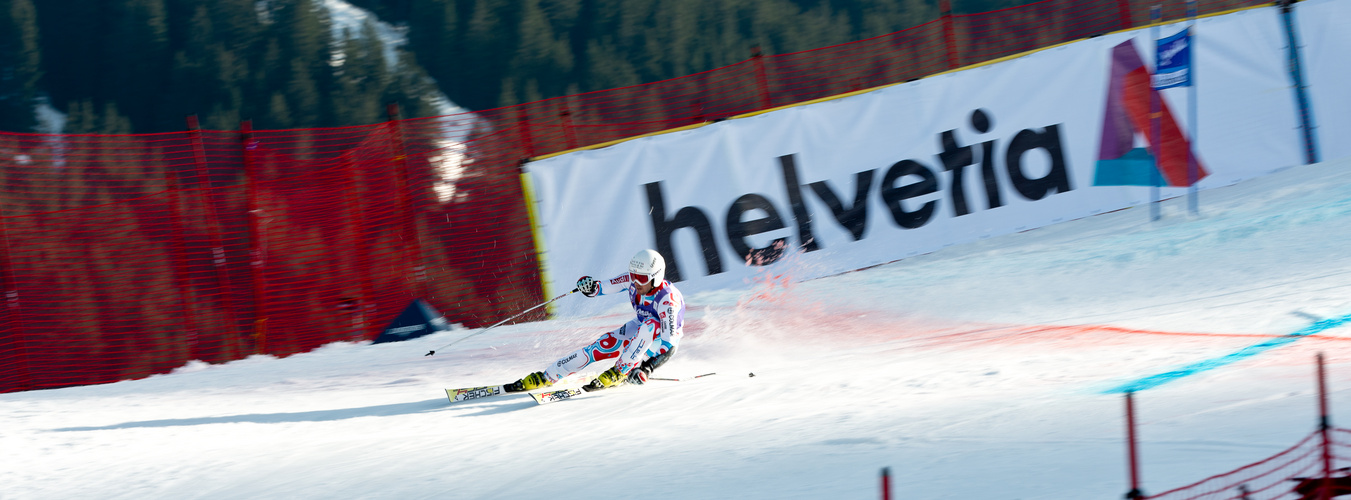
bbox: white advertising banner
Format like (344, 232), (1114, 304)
(1298, 0), (1351, 162)
(526, 5), (1303, 317)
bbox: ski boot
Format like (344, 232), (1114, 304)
(505, 371), (551, 393)
(582, 367), (625, 392)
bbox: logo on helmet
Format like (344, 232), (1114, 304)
(628, 249), (666, 285)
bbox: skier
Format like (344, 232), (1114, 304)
(506, 249), (686, 393)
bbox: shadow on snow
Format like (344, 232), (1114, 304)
(50, 396), (538, 431)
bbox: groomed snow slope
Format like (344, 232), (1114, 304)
(4, 157), (1351, 499)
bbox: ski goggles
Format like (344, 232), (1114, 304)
(629, 272), (653, 285)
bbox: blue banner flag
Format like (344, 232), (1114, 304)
(1154, 28), (1191, 89)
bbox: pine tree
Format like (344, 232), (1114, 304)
(65, 99), (98, 135)
(103, 0), (170, 130)
(209, 0), (264, 53)
(203, 102), (241, 131)
(99, 101), (133, 135)
(407, 0), (458, 89)
(165, 5), (214, 129)
(286, 58), (321, 127)
(272, 0), (334, 124)
(33, 0), (104, 110)
(0, 0), (42, 132)
(64, 99), (132, 134)
(331, 22), (388, 125)
(511, 0), (573, 100)
(268, 92), (294, 129)
(460, 0), (509, 110)
(212, 46), (247, 127)
(257, 39), (287, 113)
(582, 38), (639, 93)
(387, 51), (440, 118)
(14, 0), (1012, 130)
(275, 0), (330, 67)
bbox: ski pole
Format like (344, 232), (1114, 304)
(649, 372), (717, 382)
(425, 288), (578, 356)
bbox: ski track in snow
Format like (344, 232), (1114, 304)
(3, 158), (1351, 499)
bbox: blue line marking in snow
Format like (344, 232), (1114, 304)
(1106, 313), (1351, 394)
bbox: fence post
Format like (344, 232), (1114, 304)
(386, 103), (426, 298)
(162, 131), (201, 354)
(1318, 352), (1332, 500)
(240, 120), (268, 354)
(880, 467), (892, 500)
(750, 45), (772, 111)
(186, 115), (246, 358)
(339, 152), (376, 341)
(1125, 391), (1145, 499)
(1117, 0), (1134, 31)
(939, 0), (960, 70)
(516, 107), (538, 160)
(559, 103), (578, 151)
(0, 202), (30, 390)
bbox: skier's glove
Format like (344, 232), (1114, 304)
(576, 276), (599, 297)
(626, 366), (651, 385)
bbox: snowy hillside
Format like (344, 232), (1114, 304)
(322, 0), (468, 118)
(24, 0), (469, 134)
(3, 155), (1351, 499)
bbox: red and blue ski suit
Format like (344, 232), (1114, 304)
(542, 272), (685, 383)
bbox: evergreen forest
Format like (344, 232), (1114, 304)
(0, 0), (1032, 134)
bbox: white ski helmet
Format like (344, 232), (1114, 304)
(628, 249), (666, 286)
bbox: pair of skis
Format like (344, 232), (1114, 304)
(445, 372), (716, 406)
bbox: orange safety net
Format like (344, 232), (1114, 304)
(0, 0), (1270, 393)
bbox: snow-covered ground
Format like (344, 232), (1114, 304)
(4, 156), (1351, 499)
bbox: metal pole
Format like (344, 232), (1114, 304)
(1278, 0), (1320, 164)
(186, 115), (246, 358)
(881, 467), (892, 500)
(1150, 6), (1162, 223)
(1319, 352), (1332, 500)
(240, 120), (269, 354)
(1126, 391), (1144, 499)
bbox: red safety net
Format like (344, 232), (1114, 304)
(1139, 428), (1351, 500)
(469, 0), (1268, 163)
(0, 0), (1272, 393)
(1140, 431), (1320, 499)
(0, 115), (539, 392)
